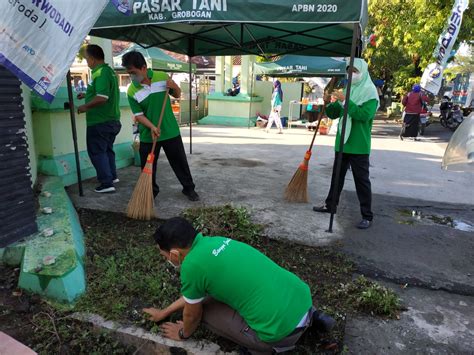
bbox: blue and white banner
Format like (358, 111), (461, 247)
(421, 0), (469, 95)
(0, 0), (108, 103)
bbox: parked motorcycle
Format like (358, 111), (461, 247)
(440, 104), (464, 131)
(439, 98), (453, 128)
(419, 110), (432, 136)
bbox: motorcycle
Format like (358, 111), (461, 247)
(439, 100), (452, 128)
(419, 110), (432, 136)
(447, 105), (463, 131)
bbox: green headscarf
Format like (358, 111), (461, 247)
(339, 58), (380, 143)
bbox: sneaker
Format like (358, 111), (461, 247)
(313, 205), (331, 213)
(356, 219), (372, 229)
(312, 311), (336, 333)
(94, 185), (116, 193)
(113, 178), (120, 183)
(182, 190), (200, 201)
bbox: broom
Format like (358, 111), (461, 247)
(127, 87), (170, 220)
(284, 77), (337, 203)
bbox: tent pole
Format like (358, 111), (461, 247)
(327, 23), (359, 233)
(188, 37), (194, 155)
(248, 61), (255, 129)
(66, 71), (83, 196)
(189, 56), (193, 154)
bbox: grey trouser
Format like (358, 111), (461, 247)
(202, 299), (315, 355)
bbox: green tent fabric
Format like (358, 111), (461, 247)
(113, 44), (196, 73)
(91, 0), (368, 57)
(254, 56), (347, 77)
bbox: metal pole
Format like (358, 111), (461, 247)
(248, 61), (255, 129)
(66, 71), (83, 196)
(327, 23), (359, 233)
(189, 56), (193, 154)
(299, 81), (304, 119)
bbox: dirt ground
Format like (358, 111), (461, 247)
(1, 207), (402, 354)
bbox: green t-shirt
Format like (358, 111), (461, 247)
(126, 69), (180, 143)
(180, 234), (312, 343)
(85, 63), (120, 127)
(326, 99), (378, 155)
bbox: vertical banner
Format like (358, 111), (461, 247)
(420, 0), (469, 95)
(0, 0), (108, 103)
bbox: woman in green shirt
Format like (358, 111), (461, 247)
(313, 59), (379, 229)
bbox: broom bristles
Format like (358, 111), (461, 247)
(127, 158), (155, 220)
(284, 151), (311, 203)
(284, 165), (309, 203)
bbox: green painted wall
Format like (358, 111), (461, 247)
(31, 85), (135, 185)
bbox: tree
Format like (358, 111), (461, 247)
(444, 53), (474, 80)
(365, 0), (474, 95)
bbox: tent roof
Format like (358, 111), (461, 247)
(113, 44), (196, 72)
(254, 55), (346, 77)
(91, 0), (368, 57)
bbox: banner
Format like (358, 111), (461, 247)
(420, 0), (469, 95)
(0, 0), (108, 103)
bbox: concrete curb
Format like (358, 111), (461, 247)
(70, 312), (237, 355)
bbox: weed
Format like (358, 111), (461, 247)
(183, 204), (263, 243)
(1, 206), (404, 354)
(338, 276), (402, 318)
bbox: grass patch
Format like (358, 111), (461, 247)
(338, 276), (402, 318)
(0, 268), (138, 354)
(1, 205), (403, 354)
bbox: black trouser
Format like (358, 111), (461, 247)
(86, 120), (121, 186)
(139, 135), (195, 198)
(325, 152), (373, 221)
(401, 113), (420, 138)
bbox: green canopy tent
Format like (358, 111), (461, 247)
(89, 0), (369, 232)
(113, 44), (196, 73)
(253, 56), (347, 77)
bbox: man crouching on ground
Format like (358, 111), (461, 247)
(143, 217), (335, 355)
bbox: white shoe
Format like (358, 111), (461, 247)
(94, 185), (116, 193)
(113, 178), (120, 183)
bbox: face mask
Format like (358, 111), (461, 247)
(167, 259), (181, 271)
(351, 72), (363, 84)
(167, 250), (181, 271)
(130, 73), (145, 84)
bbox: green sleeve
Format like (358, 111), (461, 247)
(127, 95), (143, 115)
(94, 73), (112, 98)
(347, 99), (378, 122)
(325, 102), (343, 119)
(180, 262), (206, 302)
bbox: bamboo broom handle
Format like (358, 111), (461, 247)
(150, 74), (174, 153)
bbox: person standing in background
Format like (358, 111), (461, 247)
(400, 84), (428, 141)
(313, 59), (379, 230)
(77, 44), (121, 193)
(266, 80), (284, 134)
(122, 51), (199, 201)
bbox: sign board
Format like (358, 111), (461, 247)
(0, 0), (108, 102)
(421, 0), (469, 95)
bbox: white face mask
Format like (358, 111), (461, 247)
(167, 250), (181, 271)
(130, 73), (145, 84)
(167, 259), (181, 271)
(351, 72), (363, 84)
